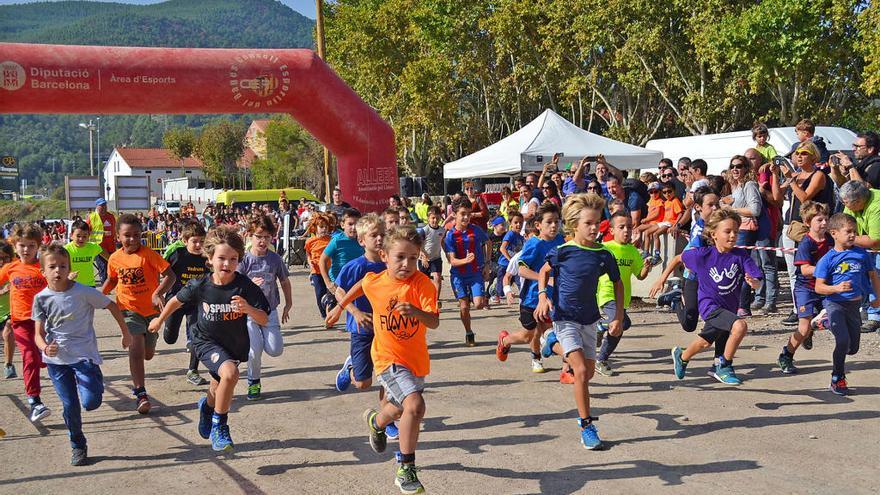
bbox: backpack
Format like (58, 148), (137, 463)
(623, 178), (650, 217)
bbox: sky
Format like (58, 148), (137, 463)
(0, 0), (317, 18)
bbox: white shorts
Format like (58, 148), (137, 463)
(553, 320), (598, 360)
(656, 222), (673, 228)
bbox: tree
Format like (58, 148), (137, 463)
(163, 126), (196, 172)
(250, 115), (323, 193)
(193, 121), (245, 188)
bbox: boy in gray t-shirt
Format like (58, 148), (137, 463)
(418, 206), (447, 301)
(32, 244), (131, 467)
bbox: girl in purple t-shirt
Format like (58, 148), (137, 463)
(672, 209), (762, 385)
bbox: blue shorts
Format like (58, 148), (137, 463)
(450, 272), (485, 300)
(794, 288), (822, 319)
(350, 331), (374, 382)
(420, 258), (443, 276)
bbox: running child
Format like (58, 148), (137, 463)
(305, 212), (334, 318)
(397, 206), (411, 227)
(319, 208), (364, 314)
(102, 214), (176, 413)
(498, 212), (524, 302)
(814, 213), (880, 395)
(148, 226), (270, 451)
(444, 197), (491, 346)
(594, 212), (654, 376)
(671, 209), (762, 385)
(163, 221), (209, 386)
(598, 199), (626, 243)
(496, 202), (563, 373)
(239, 214), (292, 401)
(64, 220), (108, 288)
(331, 226), (439, 494)
(1, 241), (16, 379)
(535, 193), (623, 449)
(383, 207), (401, 232)
(32, 244), (131, 466)
(417, 205), (446, 301)
(0, 224), (49, 422)
(488, 216), (507, 303)
(778, 201), (831, 374)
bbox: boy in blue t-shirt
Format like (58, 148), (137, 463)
(498, 212), (524, 302)
(778, 201), (831, 374)
(814, 213), (880, 395)
(444, 197), (491, 347)
(535, 193), (622, 450)
(319, 208), (364, 314)
(496, 204), (563, 374)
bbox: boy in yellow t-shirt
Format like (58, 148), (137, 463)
(595, 213), (653, 376)
(330, 226), (438, 495)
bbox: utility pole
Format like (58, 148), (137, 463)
(79, 120), (96, 175)
(315, 0), (332, 202)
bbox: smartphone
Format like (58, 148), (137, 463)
(585, 155), (598, 162)
(773, 156), (795, 174)
(831, 155), (841, 166)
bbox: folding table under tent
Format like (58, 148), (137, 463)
(443, 109), (663, 179)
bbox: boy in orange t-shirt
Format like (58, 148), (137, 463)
(304, 212), (334, 318)
(0, 224), (49, 423)
(635, 182), (664, 251)
(101, 214), (176, 414)
(331, 226), (439, 494)
(643, 185), (684, 265)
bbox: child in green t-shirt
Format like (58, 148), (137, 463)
(594, 212), (654, 376)
(1, 241), (15, 379)
(64, 220), (109, 288)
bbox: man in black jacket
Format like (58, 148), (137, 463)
(830, 131), (880, 188)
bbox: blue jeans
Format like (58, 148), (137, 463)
(737, 230), (758, 310)
(309, 273), (328, 319)
(47, 361), (104, 449)
(752, 237), (778, 307)
(867, 253), (880, 322)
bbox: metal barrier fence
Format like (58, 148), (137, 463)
(142, 231), (170, 253)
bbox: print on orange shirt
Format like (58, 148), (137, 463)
(107, 246), (170, 317)
(0, 260), (47, 321)
(363, 270), (438, 377)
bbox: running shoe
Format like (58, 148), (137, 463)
(465, 332), (476, 347)
(197, 397), (213, 439)
(4, 363), (16, 379)
(650, 253), (662, 266)
(247, 382), (262, 401)
(737, 308), (752, 318)
(136, 394), (151, 414)
(363, 409), (387, 453)
(580, 422), (603, 450)
(496, 331), (510, 362)
(29, 402), (50, 423)
(711, 363), (742, 385)
(531, 358), (545, 373)
(186, 370), (208, 386)
(830, 376), (848, 396)
(860, 320), (880, 334)
(803, 331), (814, 350)
(595, 360), (614, 377)
(750, 300), (765, 311)
(386, 421), (399, 440)
(559, 369), (575, 384)
(671, 347), (687, 379)
(781, 311), (798, 327)
(761, 305), (779, 316)
(777, 353), (798, 374)
(541, 331), (558, 359)
(336, 355), (353, 392)
(395, 463), (425, 494)
(70, 447), (88, 466)
(811, 309), (829, 332)
(656, 289), (681, 309)
(211, 423), (234, 452)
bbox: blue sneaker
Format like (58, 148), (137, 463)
(336, 355), (353, 392)
(580, 422), (602, 450)
(386, 421), (399, 440)
(541, 331), (559, 359)
(197, 397), (213, 440)
(210, 424), (234, 452)
(671, 347), (687, 379)
(711, 363), (742, 385)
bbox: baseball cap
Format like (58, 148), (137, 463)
(95, 198), (107, 206)
(491, 216), (506, 227)
(648, 182), (661, 191)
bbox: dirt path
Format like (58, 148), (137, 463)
(2, 268), (879, 494)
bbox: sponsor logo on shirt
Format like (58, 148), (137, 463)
(379, 296), (419, 340)
(201, 302), (243, 321)
(709, 264), (740, 294)
(835, 261), (858, 275)
(11, 275), (44, 290)
(119, 267), (145, 286)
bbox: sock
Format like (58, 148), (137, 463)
(396, 451), (415, 464)
(133, 387), (146, 397)
(530, 351), (541, 360)
(248, 379), (261, 386)
(718, 356), (732, 367)
(189, 351), (199, 371)
(599, 334), (621, 361)
(201, 397), (214, 414)
(212, 412), (228, 427)
(577, 416), (597, 428)
(782, 345), (793, 357)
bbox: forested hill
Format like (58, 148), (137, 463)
(0, 0), (314, 48)
(0, 0), (315, 196)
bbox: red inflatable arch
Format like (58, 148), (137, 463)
(0, 43), (397, 212)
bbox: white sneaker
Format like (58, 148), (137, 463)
(30, 403), (50, 423)
(531, 358), (545, 373)
(810, 309), (829, 331)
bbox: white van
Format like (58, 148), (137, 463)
(646, 126), (857, 175)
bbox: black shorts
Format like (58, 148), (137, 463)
(195, 342), (239, 382)
(519, 305), (538, 331)
(419, 258), (443, 276)
(699, 308), (740, 344)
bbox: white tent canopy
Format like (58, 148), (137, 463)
(443, 109), (663, 179)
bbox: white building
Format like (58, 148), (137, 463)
(103, 147), (206, 202)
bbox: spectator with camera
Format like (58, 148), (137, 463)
(829, 131), (880, 189)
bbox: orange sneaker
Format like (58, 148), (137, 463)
(559, 370), (575, 384)
(496, 331), (511, 362)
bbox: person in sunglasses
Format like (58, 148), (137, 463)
(721, 155), (763, 317)
(828, 131), (880, 189)
(658, 161), (686, 200)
